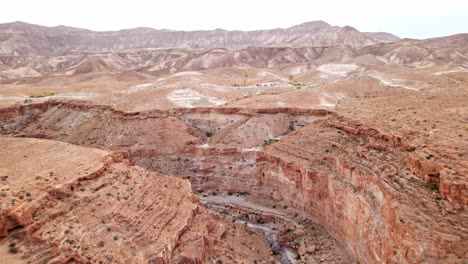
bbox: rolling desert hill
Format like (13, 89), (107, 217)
(0, 21), (465, 82)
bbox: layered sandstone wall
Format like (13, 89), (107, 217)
(0, 101), (465, 263)
(0, 137), (275, 263)
(253, 118), (466, 263)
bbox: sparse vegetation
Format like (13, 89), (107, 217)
(289, 82), (303, 88)
(263, 139), (279, 146)
(243, 72), (249, 87)
(8, 243), (18, 254)
(425, 183), (439, 191)
(29, 92), (55, 98)
(1, 21), (467, 264)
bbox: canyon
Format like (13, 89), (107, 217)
(0, 20), (467, 263)
(0, 137), (275, 263)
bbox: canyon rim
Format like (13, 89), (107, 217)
(0, 15), (467, 264)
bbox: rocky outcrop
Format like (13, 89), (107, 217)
(253, 117), (466, 263)
(0, 137), (274, 263)
(0, 101), (466, 263)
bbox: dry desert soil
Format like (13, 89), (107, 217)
(0, 21), (466, 263)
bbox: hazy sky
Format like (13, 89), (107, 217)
(2, 0), (467, 38)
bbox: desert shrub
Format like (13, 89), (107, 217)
(29, 92), (55, 98)
(263, 139), (279, 146)
(8, 243), (18, 254)
(426, 183), (439, 191)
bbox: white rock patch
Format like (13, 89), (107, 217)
(319, 92), (347, 108)
(368, 72), (419, 91)
(167, 88), (225, 107)
(127, 82), (156, 93)
(172, 71), (203, 77)
(434, 69), (468, 76)
(317, 64), (359, 77)
(54, 92), (96, 99)
(0, 67), (41, 78)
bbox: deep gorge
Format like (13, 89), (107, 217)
(0, 101), (465, 263)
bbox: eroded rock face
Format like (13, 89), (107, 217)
(255, 117), (466, 263)
(0, 101), (466, 263)
(0, 137), (274, 263)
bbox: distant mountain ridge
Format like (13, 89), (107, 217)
(1, 20), (467, 81)
(0, 21), (401, 56)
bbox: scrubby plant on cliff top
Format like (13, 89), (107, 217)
(29, 92), (55, 98)
(8, 243), (18, 254)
